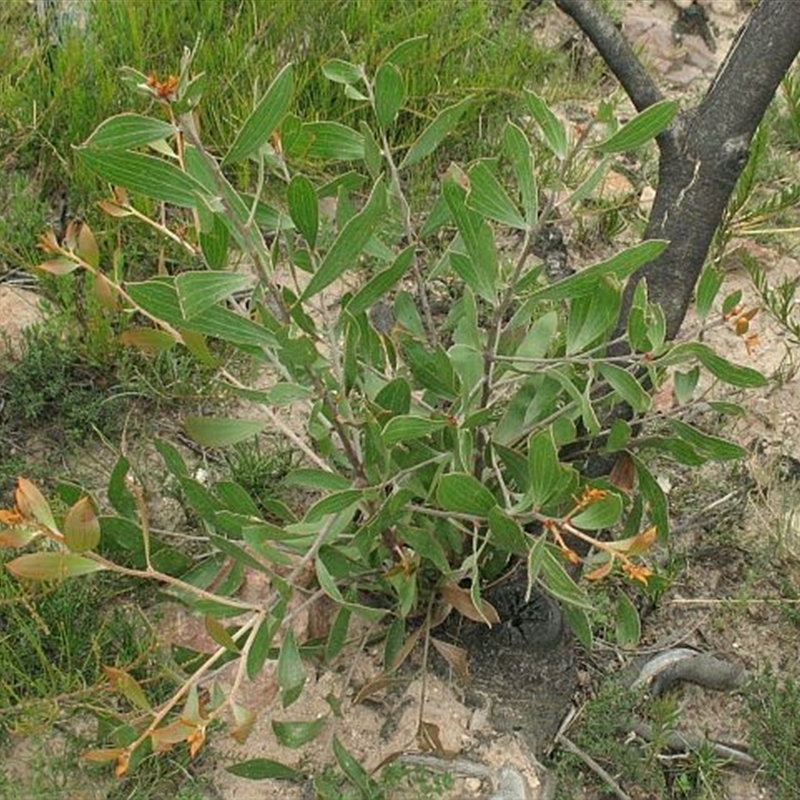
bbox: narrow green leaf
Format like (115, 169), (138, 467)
(374, 62), (405, 129)
(223, 63), (293, 165)
(524, 240), (667, 305)
(227, 758), (301, 781)
(597, 363), (651, 413)
(596, 100), (678, 154)
(303, 121), (364, 161)
(503, 121), (538, 226)
(175, 271), (250, 320)
(272, 718), (326, 749)
(277, 629), (306, 708)
(302, 180), (385, 299)
(528, 429), (561, 508)
(512, 312), (558, 368)
(437, 472), (496, 516)
(466, 161), (526, 229)
(632, 455), (669, 540)
(83, 113), (177, 150)
(346, 247), (414, 317)
(663, 343), (767, 388)
(615, 592), (641, 647)
(76, 148), (209, 208)
(185, 416), (266, 447)
(333, 735), (374, 795)
(205, 614), (241, 652)
(443, 180), (497, 301)
(539, 547), (593, 609)
(695, 264), (724, 322)
(246, 618), (274, 681)
(382, 415), (448, 446)
(525, 91), (568, 159)
(668, 419), (747, 460)
(322, 59), (362, 85)
(287, 175), (319, 248)
(566, 279), (621, 355)
(399, 97), (472, 170)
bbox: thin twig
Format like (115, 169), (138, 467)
(556, 732), (633, 800)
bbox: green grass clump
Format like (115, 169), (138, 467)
(747, 669), (800, 799)
(0, 569), (151, 739)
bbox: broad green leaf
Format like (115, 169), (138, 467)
(401, 339), (459, 400)
(322, 59), (362, 85)
(76, 148), (209, 208)
(83, 113), (177, 150)
(287, 175), (318, 248)
(185, 416), (266, 447)
(374, 62), (405, 129)
(175, 271), (250, 320)
(303, 121), (364, 161)
(596, 100), (678, 154)
(382, 415), (448, 446)
(272, 718), (326, 749)
(597, 363), (651, 413)
(566, 278), (621, 355)
(695, 264), (724, 322)
(199, 214), (229, 270)
(488, 507), (528, 556)
(528, 429), (561, 508)
(523, 240), (667, 305)
(277, 629), (306, 708)
(563, 605), (593, 650)
(571, 493), (623, 530)
(223, 63), (293, 165)
(661, 343), (767, 388)
(615, 592), (641, 647)
(6, 552), (105, 581)
(503, 121), (538, 225)
(304, 490), (364, 522)
(538, 546), (593, 609)
(525, 91), (568, 159)
(126, 280), (276, 347)
(668, 419), (747, 460)
(284, 469), (352, 492)
(360, 121), (383, 178)
(346, 247), (414, 317)
(466, 161), (526, 229)
(375, 377), (412, 416)
(227, 758), (301, 781)
(606, 418), (632, 451)
(384, 35), (428, 66)
(302, 180), (385, 299)
(64, 497), (101, 553)
(512, 312), (558, 368)
(443, 180), (497, 301)
(722, 289), (743, 317)
(674, 367), (700, 404)
(437, 472), (496, 516)
(399, 97), (472, 170)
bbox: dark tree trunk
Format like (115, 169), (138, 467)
(554, 0), (800, 339)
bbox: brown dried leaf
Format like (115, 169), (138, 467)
(440, 583), (500, 625)
(430, 637), (470, 685)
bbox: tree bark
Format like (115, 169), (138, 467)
(554, 0), (800, 339)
